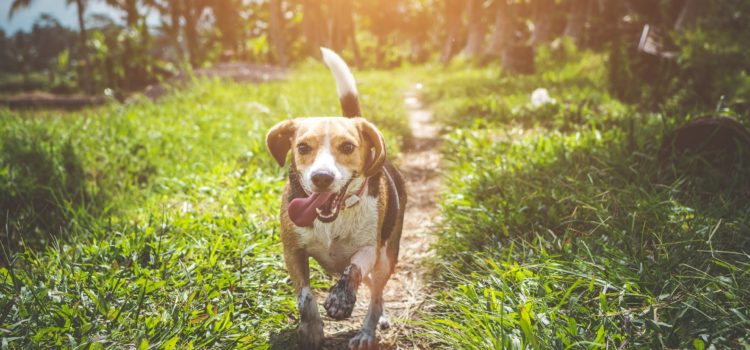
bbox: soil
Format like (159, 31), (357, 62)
(143, 63), (287, 100)
(319, 85), (442, 349)
(2, 63), (286, 109)
(0, 91), (107, 110)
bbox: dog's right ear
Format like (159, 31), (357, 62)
(266, 119), (296, 167)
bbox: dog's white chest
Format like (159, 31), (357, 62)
(295, 196), (378, 274)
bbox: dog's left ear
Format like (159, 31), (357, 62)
(266, 119), (296, 167)
(357, 118), (386, 177)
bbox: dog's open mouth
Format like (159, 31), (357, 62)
(314, 185), (349, 223)
(288, 181), (352, 227)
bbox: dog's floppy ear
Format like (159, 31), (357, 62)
(266, 119), (296, 167)
(357, 118), (386, 177)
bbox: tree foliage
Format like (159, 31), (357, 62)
(1, 0), (747, 113)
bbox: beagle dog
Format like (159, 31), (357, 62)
(266, 48), (407, 350)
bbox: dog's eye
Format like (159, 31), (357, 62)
(338, 142), (355, 154)
(297, 143), (312, 155)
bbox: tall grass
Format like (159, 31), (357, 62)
(0, 66), (409, 348)
(419, 51), (750, 349)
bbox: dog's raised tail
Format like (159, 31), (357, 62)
(320, 47), (360, 118)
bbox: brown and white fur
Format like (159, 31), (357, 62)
(266, 48), (406, 350)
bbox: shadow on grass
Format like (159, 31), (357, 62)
(269, 326), (363, 350)
(434, 126), (750, 348)
(268, 326), (297, 350)
(0, 132), (102, 260)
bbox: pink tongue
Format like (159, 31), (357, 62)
(288, 192), (334, 227)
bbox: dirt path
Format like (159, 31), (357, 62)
(321, 85), (442, 349)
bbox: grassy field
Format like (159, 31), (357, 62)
(2, 50), (750, 350)
(0, 65), (409, 349)
(418, 50), (750, 348)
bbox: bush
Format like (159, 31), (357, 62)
(608, 1), (750, 115)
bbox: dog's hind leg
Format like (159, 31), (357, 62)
(349, 251), (391, 350)
(324, 245), (376, 320)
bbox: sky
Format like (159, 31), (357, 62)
(0, 0), (160, 34)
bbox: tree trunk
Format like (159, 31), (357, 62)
(564, 0), (589, 45)
(440, 0), (464, 64)
(74, 0), (91, 93)
(269, 0), (287, 66)
(347, 11), (361, 66)
(183, 0), (200, 67)
(125, 0), (138, 27)
(302, 0), (326, 56)
(531, 0), (555, 46)
(675, 0), (707, 32)
(461, 0), (485, 58)
(122, 0), (138, 90)
(169, 0), (183, 61)
(328, 0), (360, 66)
(140, 12), (150, 66)
(212, 0), (241, 58)
(485, 0), (512, 58)
(328, 0), (342, 51)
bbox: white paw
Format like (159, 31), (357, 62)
(348, 330), (377, 350)
(378, 314), (390, 330)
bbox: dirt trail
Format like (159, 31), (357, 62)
(321, 85), (442, 349)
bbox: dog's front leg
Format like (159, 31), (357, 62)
(297, 286), (323, 350)
(324, 246), (376, 319)
(286, 249), (323, 350)
(349, 250), (391, 350)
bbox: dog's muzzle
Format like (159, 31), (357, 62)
(288, 176), (367, 227)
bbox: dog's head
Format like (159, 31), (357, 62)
(266, 117), (386, 223)
(265, 48), (385, 226)
(266, 117), (386, 191)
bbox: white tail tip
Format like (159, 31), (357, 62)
(320, 47), (358, 98)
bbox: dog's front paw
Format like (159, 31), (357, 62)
(298, 320), (324, 350)
(378, 313), (390, 330)
(324, 264), (361, 320)
(348, 330), (377, 350)
(324, 284), (356, 319)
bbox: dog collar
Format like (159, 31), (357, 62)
(343, 177), (369, 209)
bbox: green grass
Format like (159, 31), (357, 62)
(418, 51), (750, 349)
(424, 48), (633, 132)
(0, 65), (409, 349)
(4, 50), (750, 349)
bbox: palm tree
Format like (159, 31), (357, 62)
(146, 0), (209, 67)
(269, 0), (287, 65)
(9, 0), (92, 92)
(103, 0), (147, 89)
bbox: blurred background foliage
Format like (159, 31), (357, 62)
(0, 0), (747, 113)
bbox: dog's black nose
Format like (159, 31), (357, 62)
(311, 171), (335, 189)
